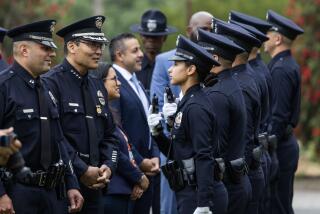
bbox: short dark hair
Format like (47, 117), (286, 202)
(64, 38), (81, 55)
(109, 33), (136, 62)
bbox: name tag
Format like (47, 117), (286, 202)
(68, 103), (79, 107)
(23, 109), (34, 113)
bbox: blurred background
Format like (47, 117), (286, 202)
(0, 0), (319, 213)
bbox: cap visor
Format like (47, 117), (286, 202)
(168, 55), (187, 61)
(39, 40), (57, 49)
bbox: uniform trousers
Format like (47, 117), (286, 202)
(175, 181), (228, 214)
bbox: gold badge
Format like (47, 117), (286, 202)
(50, 21), (56, 33)
(174, 112), (183, 128)
(96, 105), (102, 114)
(95, 17), (103, 29)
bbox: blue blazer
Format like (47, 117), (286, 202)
(110, 69), (159, 159)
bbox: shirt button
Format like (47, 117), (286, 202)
(74, 109), (78, 112)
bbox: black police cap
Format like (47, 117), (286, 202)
(197, 28), (244, 62)
(0, 27), (7, 43)
(7, 20), (57, 49)
(229, 10), (272, 34)
(229, 20), (269, 44)
(57, 16), (108, 43)
(130, 9), (177, 36)
(169, 35), (220, 78)
(213, 18), (261, 53)
(266, 10), (304, 40)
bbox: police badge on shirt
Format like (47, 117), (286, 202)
(174, 112), (183, 129)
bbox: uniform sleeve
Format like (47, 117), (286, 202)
(270, 68), (292, 140)
(100, 104), (119, 174)
(185, 104), (215, 207)
(117, 151), (143, 185)
(152, 132), (172, 159)
(42, 77), (89, 177)
(242, 90), (261, 167)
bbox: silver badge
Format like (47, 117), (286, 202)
(99, 98), (105, 106)
(176, 35), (180, 46)
(147, 19), (157, 32)
(95, 17), (103, 29)
(50, 21), (56, 33)
(174, 112), (183, 128)
(97, 90), (103, 97)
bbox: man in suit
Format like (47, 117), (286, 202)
(109, 33), (160, 214)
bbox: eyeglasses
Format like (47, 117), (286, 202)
(79, 40), (105, 51)
(104, 75), (120, 85)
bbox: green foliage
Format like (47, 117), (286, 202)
(287, 0), (320, 158)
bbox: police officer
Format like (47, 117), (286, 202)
(0, 27), (8, 71)
(0, 20), (83, 214)
(228, 11), (275, 213)
(148, 35), (228, 214)
(42, 16), (119, 214)
(197, 28), (251, 214)
(264, 10), (304, 214)
(213, 19), (265, 214)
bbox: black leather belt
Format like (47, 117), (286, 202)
(16, 171), (49, 187)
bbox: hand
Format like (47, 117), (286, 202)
(67, 189), (84, 213)
(147, 106), (162, 136)
(149, 157), (160, 174)
(138, 174), (149, 191)
(139, 159), (154, 173)
(89, 165), (111, 190)
(163, 94), (177, 123)
(80, 166), (100, 187)
(130, 185), (144, 200)
(193, 207), (212, 214)
(0, 127), (22, 166)
(0, 194), (14, 214)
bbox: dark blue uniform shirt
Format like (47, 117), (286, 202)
(42, 59), (118, 177)
(204, 69), (247, 161)
(268, 50), (301, 141)
(155, 84), (218, 207)
(0, 61), (79, 195)
(232, 64), (261, 166)
(248, 58), (270, 132)
(254, 54), (273, 132)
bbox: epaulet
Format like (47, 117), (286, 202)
(0, 69), (16, 84)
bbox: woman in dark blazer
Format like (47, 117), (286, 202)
(91, 63), (154, 214)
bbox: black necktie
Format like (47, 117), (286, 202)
(36, 79), (51, 169)
(81, 79), (99, 166)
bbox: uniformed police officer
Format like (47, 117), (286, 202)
(42, 16), (119, 214)
(148, 35), (228, 214)
(0, 20), (83, 214)
(228, 11), (276, 214)
(0, 27), (8, 71)
(197, 28), (251, 214)
(213, 19), (266, 214)
(264, 10), (304, 214)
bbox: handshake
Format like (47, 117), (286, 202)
(148, 93), (178, 136)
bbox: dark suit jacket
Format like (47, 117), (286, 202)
(110, 68), (159, 159)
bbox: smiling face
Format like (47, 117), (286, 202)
(24, 41), (56, 76)
(104, 67), (121, 100)
(118, 38), (144, 72)
(69, 39), (104, 71)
